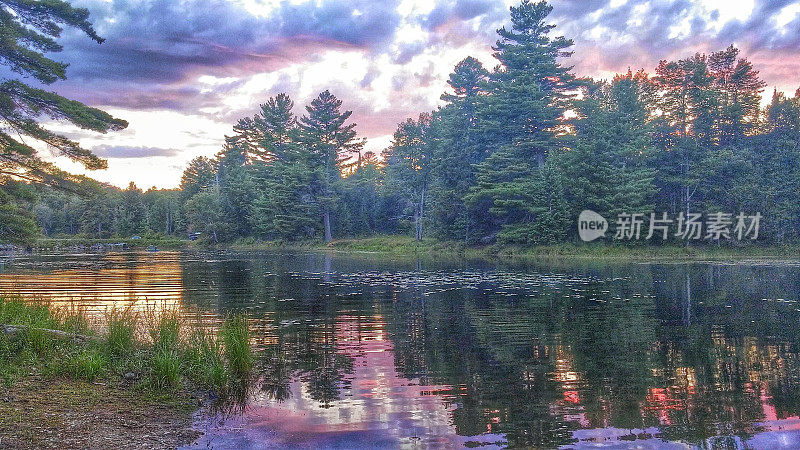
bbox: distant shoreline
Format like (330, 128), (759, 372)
(228, 235), (800, 262)
(25, 234), (800, 262)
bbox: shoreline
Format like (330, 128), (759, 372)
(0, 375), (201, 449)
(29, 235), (800, 262)
(0, 298), (252, 449)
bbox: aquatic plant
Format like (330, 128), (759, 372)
(221, 315), (252, 381)
(0, 296), (256, 399)
(184, 328), (227, 391)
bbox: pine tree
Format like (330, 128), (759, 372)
(0, 0), (127, 242)
(559, 73), (656, 233)
(385, 114), (432, 241)
(428, 57), (490, 241)
(217, 140), (254, 238)
(228, 93), (297, 163)
(298, 90), (364, 242)
(185, 186), (226, 243)
(0, 181), (38, 245)
(180, 156), (217, 200)
(708, 45), (765, 146)
(117, 182), (146, 236)
(466, 0), (577, 243)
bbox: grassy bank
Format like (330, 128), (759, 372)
(230, 234), (800, 261)
(34, 235), (190, 250)
(0, 297), (251, 391)
(0, 296), (252, 447)
(28, 233), (800, 261)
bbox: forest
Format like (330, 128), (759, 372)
(10, 1), (800, 247)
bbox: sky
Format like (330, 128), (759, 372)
(35, 0), (800, 189)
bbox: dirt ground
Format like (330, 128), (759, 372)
(0, 376), (201, 449)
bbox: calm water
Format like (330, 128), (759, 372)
(2, 250), (800, 449)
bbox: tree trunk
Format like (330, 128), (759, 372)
(323, 208), (332, 243)
(414, 211), (421, 241)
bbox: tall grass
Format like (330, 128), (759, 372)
(221, 315), (252, 382)
(148, 312), (182, 388)
(63, 347), (108, 381)
(106, 307), (137, 356)
(0, 296), (256, 400)
(184, 329), (227, 390)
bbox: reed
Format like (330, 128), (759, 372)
(0, 296), (256, 400)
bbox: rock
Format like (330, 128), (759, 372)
(124, 372), (136, 381)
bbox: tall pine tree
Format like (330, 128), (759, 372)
(298, 90), (364, 242)
(465, 0), (577, 243)
(0, 0), (127, 243)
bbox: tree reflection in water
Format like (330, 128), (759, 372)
(3, 251), (800, 447)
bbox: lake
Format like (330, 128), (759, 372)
(1, 250), (800, 449)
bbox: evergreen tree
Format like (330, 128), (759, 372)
(180, 156), (217, 200)
(466, 0), (577, 243)
(117, 182), (146, 236)
(216, 140), (254, 238)
(338, 161), (385, 236)
(185, 187), (225, 243)
(0, 0), (126, 243)
(559, 73), (656, 229)
(228, 93), (297, 163)
(144, 189), (181, 236)
(245, 93), (321, 240)
(708, 45), (765, 146)
(298, 90), (364, 242)
(428, 57), (490, 241)
(385, 114), (433, 241)
(0, 181), (38, 245)
(652, 47), (766, 219)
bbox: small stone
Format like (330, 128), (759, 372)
(124, 372), (136, 380)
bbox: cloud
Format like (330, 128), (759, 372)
(59, 0), (401, 85)
(19, 0), (799, 190)
(91, 145), (179, 159)
(549, 0), (800, 90)
(422, 0), (502, 31)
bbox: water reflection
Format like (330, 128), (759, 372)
(2, 251), (800, 448)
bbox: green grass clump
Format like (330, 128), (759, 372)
(106, 308), (138, 356)
(55, 304), (90, 336)
(0, 298), (59, 329)
(62, 347), (108, 381)
(184, 329), (227, 390)
(148, 313), (182, 389)
(150, 312), (180, 351)
(221, 315), (252, 381)
(150, 346), (181, 388)
(1, 296), (257, 404)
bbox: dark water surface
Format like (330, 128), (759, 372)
(2, 250), (800, 449)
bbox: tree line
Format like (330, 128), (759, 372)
(22, 1), (800, 246)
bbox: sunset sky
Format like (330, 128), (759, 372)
(31, 0), (800, 189)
